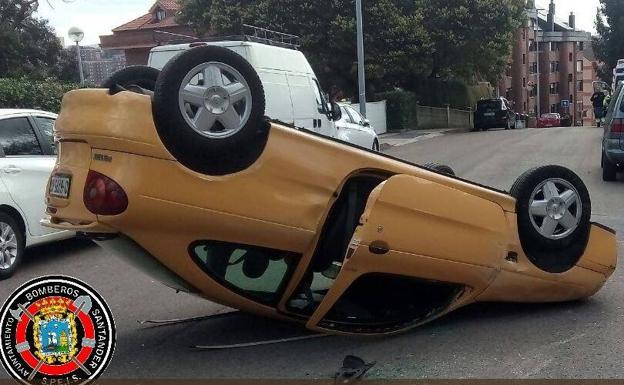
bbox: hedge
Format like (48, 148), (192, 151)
(376, 79), (493, 131)
(0, 78), (83, 113)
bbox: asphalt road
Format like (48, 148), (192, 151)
(1, 125), (622, 380)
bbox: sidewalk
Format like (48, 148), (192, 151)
(379, 127), (469, 150)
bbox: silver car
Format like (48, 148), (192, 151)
(602, 84), (624, 181)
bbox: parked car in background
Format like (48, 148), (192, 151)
(474, 97), (516, 131)
(601, 83), (624, 181)
(537, 113), (561, 128)
(336, 103), (379, 151)
(0, 109), (73, 278)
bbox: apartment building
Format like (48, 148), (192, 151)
(498, 0), (599, 125)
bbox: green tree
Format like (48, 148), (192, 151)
(53, 46), (80, 83)
(594, 0), (624, 85)
(178, 0), (524, 96)
(418, 0), (525, 84)
(0, 0), (63, 78)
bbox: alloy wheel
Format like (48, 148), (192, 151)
(0, 222), (18, 270)
(528, 178), (582, 240)
(178, 61), (253, 139)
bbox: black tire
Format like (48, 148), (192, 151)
(0, 212), (25, 280)
(102, 65), (160, 92)
(153, 46), (267, 176)
(423, 162), (456, 176)
(602, 153), (617, 182)
(510, 165), (591, 273)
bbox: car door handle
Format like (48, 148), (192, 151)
(2, 166), (21, 174)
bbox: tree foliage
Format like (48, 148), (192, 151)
(178, 0), (525, 97)
(0, 77), (81, 112)
(0, 0), (63, 78)
(594, 0), (624, 85)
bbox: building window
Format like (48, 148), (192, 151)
(524, 102), (527, 111)
(529, 40), (536, 51)
(523, 77), (527, 87)
(522, 29), (526, 40)
(569, 52), (573, 62)
(576, 60), (583, 73)
(530, 62), (537, 74)
(550, 83), (560, 95)
(576, 80), (583, 91)
(551, 104), (557, 113)
(578, 42), (584, 51)
(568, 73), (573, 82)
(155, 8), (166, 21)
(523, 54), (526, 65)
(550, 61), (560, 73)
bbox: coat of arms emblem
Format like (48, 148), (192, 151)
(33, 298), (78, 364)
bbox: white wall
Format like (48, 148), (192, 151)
(348, 100), (387, 134)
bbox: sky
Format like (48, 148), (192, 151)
(36, 0), (602, 47)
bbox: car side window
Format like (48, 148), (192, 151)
(340, 107), (353, 123)
(346, 106), (364, 125)
(33, 116), (57, 155)
(189, 241), (300, 305)
(0, 117), (43, 156)
(311, 79), (328, 114)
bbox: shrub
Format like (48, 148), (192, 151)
(0, 77), (83, 113)
(376, 90), (418, 131)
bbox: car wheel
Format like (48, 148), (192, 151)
(153, 46), (267, 176)
(510, 166), (591, 273)
(602, 153), (617, 182)
(372, 140), (380, 152)
(423, 162), (456, 176)
(102, 65), (160, 93)
(0, 212), (25, 280)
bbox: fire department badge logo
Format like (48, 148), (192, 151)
(0, 276), (115, 385)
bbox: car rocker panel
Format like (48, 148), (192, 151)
(44, 46), (616, 336)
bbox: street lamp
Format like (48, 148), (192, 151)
(68, 27), (85, 85)
(355, 0), (366, 117)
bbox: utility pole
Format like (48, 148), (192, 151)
(356, 0), (367, 117)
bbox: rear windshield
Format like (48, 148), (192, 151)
(477, 100), (501, 110)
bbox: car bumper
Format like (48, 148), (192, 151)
(604, 139), (624, 165)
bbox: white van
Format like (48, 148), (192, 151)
(149, 41), (337, 138)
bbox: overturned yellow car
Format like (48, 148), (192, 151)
(44, 46), (616, 336)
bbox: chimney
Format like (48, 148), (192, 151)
(547, 0), (555, 32)
(569, 12), (576, 30)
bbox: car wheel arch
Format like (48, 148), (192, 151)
(0, 205), (27, 242)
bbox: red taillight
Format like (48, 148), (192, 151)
(83, 171), (128, 215)
(611, 118), (624, 133)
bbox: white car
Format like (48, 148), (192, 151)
(0, 109), (73, 278)
(148, 41), (377, 149)
(336, 103), (379, 151)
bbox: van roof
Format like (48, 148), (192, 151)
(150, 41), (315, 75)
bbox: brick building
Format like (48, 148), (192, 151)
(99, 0), (197, 66)
(498, 0), (599, 125)
(79, 47), (127, 86)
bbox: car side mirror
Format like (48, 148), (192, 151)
(330, 102), (342, 121)
(363, 119), (371, 127)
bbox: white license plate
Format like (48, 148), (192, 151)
(484, 112), (495, 116)
(49, 174), (71, 199)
